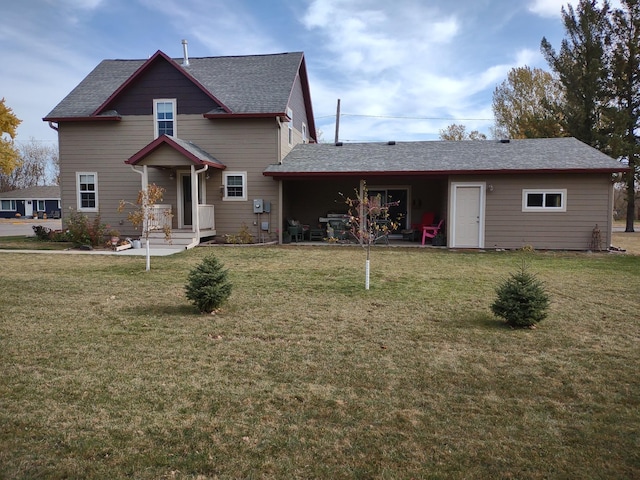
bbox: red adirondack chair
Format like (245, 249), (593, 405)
(422, 219), (444, 245)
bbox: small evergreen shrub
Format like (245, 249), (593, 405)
(491, 261), (550, 328)
(185, 255), (232, 313)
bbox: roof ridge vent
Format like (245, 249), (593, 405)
(499, 138), (510, 144)
(335, 142), (343, 146)
(387, 141), (396, 145)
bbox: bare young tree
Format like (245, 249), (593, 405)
(0, 138), (58, 191)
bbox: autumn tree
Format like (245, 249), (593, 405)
(439, 124), (487, 141)
(0, 98), (22, 175)
(492, 66), (564, 139)
(0, 138), (58, 191)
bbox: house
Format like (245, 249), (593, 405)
(265, 138), (626, 250)
(43, 46), (317, 246)
(0, 186), (61, 219)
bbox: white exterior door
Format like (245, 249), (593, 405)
(25, 200), (33, 218)
(451, 183), (485, 248)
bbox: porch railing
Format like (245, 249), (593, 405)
(148, 204), (172, 231)
(198, 204), (215, 230)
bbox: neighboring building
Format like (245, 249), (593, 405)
(44, 47), (316, 247)
(0, 186), (61, 219)
(266, 138), (626, 250)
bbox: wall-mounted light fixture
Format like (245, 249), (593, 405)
(487, 184), (494, 192)
(169, 170), (175, 180)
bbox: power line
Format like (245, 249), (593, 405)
(315, 113), (494, 121)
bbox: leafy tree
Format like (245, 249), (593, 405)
(185, 255), (232, 313)
(118, 184), (173, 271)
(343, 182), (399, 290)
(492, 66), (564, 139)
(439, 124), (487, 141)
(608, 0), (640, 232)
(0, 98), (22, 175)
(541, 0), (613, 151)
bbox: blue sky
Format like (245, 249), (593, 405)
(2, 0), (588, 147)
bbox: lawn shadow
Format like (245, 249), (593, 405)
(463, 312), (511, 330)
(125, 303), (198, 317)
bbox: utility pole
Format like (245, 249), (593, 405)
(334, 98), (341, 144)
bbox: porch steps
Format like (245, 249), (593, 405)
(148, 230), (197, 249)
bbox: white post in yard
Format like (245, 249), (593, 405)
(365, 258), (370, 290)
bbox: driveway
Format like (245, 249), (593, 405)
(0, 218), (63, 237)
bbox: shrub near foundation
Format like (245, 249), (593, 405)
(491, 261), (550, 328)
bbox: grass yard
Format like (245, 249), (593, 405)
(0, 244), (639, 479)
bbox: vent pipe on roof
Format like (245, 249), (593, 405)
(499, 138), (510, 143)
(181, 39), (190, 67)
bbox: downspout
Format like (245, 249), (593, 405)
(276, 117), (283, 243)
(193, 164), (208, 244)
(48, 121), (59, 132)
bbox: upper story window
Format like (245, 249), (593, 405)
(223, 171), (247, 201)
(522, 189), (566, 212)
(287, 107), (293, 145)
(302, 122), (308, 144)
(77, 172), (98, 211)
(154, 99), (176, 138)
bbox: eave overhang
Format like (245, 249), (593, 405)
(42, 115), (122, 122)
(203, 112), (288, 120)
(126, 135), (226, 169)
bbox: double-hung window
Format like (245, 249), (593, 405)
(223, 172), (247, 201)
(287, 107), (293, 145)
(77, 172), (98, 211)
(154, 99), (176, 137)
(522, 189), (566, 212)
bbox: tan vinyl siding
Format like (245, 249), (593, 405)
(460, 173), (613, 250)
(58, 115), (283, 238)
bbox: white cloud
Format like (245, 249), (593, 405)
(528, 0), (622, 18)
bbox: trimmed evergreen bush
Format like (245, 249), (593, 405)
(491, 261), (550, 328)
(185, 255), (232, 313)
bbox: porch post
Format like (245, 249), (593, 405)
(278, 179), (283, 243)
(191, 165), (198, 234)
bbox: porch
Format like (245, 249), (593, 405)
(147, 203), (216, 248)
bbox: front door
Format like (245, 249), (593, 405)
(25, 200), (33, 218)
(178, 172), (204, 228)
(451, 183), (485, 248)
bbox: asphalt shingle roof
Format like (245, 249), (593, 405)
(44, 52), (304, 119)
(0, 186), (60, 199)
(264, 137), (625, 176)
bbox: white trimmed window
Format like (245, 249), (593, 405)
(37, 200), (46, 211)
(77, 172), (98, 211)
(302, 122), (308, 143)
(154, 99), (176, 137)
(0, 200), (16, 211)
(223, 172), (247, 201)
(522, 189), (566, 212)
(287, 107), (293, 145)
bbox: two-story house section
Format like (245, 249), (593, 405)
(44, 47), (316, 247)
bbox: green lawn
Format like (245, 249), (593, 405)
(0, 246), (639, 479)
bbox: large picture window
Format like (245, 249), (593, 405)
(154, 99), (176, 137)
(0, 200), (16, 211)
(522, 189), (566, 212)
(223, 172), (247, 201)
(77, 172), (98, 211)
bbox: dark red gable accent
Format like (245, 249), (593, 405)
(126, 135), (225, 169)
(93, 50), (231, 117)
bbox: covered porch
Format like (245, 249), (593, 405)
(125, 135), (226, 248)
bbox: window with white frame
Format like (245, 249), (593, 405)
(223, 172), (247, 201)
(287, 107), (293, 145)
(0, 200), (16, 211)
(36, 200), (46, 211)
(522, 189), (566, 212)
(77, 172), (98, 211)
(153, 99), (176, 137)
(302, 122), (307, 143)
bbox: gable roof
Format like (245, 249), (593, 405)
(126, 135), (225, 168)
(0, 185), (60, 199)
(43, 51), (315, 135)
(264, 137), (626, 177)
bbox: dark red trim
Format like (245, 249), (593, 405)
(204, 112), (287, 120)
(126, 135), (225, 169)
(42, 116), (121, 122)
(296, 54), (318, 143)
(263, 167), (628, 178)
(93, 50), (231, 117)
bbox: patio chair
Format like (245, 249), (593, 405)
(422, 219), (444, 245)
(412, 211), (435, 231)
